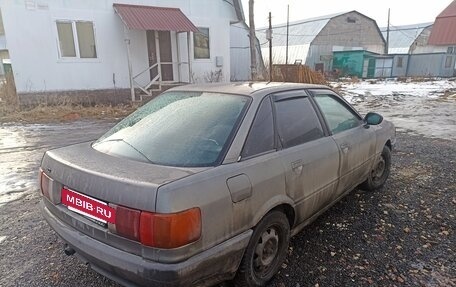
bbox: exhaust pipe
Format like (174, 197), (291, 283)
(64, 244), (76, 256)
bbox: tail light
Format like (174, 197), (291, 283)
(110, 205), (201, 249)
(140, 208), (201, 249)
(110, 205), (141, 241)
(39, 169), (51, 199)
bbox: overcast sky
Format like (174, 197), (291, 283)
(241, 0), (452, 28)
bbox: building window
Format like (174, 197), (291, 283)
(445, 56), (453, 68)
(56, 21), (97, 58)
(193, 27), (210, 59)
(397, 57), (403, 68)
(448, 47), (454, 54)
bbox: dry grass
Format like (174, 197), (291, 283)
(0, 72), (139, 123)
(0, 78), (139, 123)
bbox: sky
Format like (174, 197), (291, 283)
(240, 0), (452, 28)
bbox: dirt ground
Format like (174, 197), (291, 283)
(0, 123), (454, 287)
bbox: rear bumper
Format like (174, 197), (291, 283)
(41, 201), (252, 287)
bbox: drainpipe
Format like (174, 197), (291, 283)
(187, 31), (192, 83)
(123, 25), (135, 101)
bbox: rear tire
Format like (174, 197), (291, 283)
(361, 145), (391, 191)
(234, 211), (290, 287)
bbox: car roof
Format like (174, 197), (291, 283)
(169, 82), (330, 96)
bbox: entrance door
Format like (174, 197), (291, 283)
(146, 30), (173, 82)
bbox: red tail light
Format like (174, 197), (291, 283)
(109, 205), (201, 249)
(112, 205), (141, 241)
(39, 169), (51, 199)
(140, 208), (201, 249)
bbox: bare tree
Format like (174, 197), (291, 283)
(249, 0), (257, 80)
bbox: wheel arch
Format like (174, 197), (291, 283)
(252, 196), (296, 229)
(385, 139), (392, 150)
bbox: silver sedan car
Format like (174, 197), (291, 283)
(40, 82), (395, 287)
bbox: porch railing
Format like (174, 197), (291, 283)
(132, 62), (161, 99)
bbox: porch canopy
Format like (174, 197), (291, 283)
(113, 3), (198, 101)
(113, 3), (198, 32)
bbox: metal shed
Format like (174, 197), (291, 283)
(380, 23), (433, 54)
(257, 11), (385, 73)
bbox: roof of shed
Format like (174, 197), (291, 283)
(380, 23), (433, 54)
(256, 12), (347, 64)
(429, 0), (456, 45)
(113, 3), (198, 32)
(256, 12), (346, 47)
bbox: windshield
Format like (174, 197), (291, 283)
(93, 91), (250, 167)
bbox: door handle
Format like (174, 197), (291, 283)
(340, 144), (350, 154)
(291, 159), (302, 169)
(291, 160), (303, 175)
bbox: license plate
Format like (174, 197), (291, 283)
(61, 187), (116, 224)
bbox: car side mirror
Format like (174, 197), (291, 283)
(364, 112), (383, 126)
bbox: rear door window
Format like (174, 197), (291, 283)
(241, 97), (275, 158)
(273, 92), (324, 148)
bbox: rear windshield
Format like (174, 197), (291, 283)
(93, 91), (249, 167)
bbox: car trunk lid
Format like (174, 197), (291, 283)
(41, 141), (207, 212)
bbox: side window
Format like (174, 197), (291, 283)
(241, 97), (275, 158)
(313, 94), (361, 134)
(56, 20), (97, 59)
(193, 27), (210, 59)
(274, 96), (324, 148)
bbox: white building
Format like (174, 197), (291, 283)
(0, 0), (258, 104)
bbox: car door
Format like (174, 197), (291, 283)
(272, 90), (340, 222)
(310, 90), (376, 198)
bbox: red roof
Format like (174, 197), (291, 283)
(429, 0), (456, 45)
(113, 3), (198, 32)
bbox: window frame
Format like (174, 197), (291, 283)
(193, 27), (211, 60)
(272, 89), (327, 150)
(308, 89), (363, 136)
(55, 19), (98, 61)
(240, 96), (277, 160)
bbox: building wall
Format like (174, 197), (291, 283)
(230, 22), (264, 81)
(309, 11), (384, 71)
(332, 50), (365, 77)
(0, 0), (237, 95)
(391, 55), (409, 77)
(407, 53), (454, 77)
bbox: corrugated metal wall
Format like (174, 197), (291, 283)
(391, 55), (408, 77)
(407, 53), (455, 77)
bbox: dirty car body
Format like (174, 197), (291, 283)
(39, 83), (396, 286)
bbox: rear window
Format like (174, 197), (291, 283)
(93, 91), (249, 167)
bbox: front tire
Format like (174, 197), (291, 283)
(361, 145), (391, 191)
(234, 211), (290, 286)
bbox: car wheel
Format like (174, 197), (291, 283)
(234, 211), (290, 286)
(361, 145), (391, 191)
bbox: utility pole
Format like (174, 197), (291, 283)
(286, 5), (289, 65)
(285, 5), (289, 82)
(269, 12), (273, 82)
(249, 0), (257, 80)
(385, 8), (390, 54)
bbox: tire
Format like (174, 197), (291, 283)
(234, 211), (290, 287)
(361, 145), (391, 191)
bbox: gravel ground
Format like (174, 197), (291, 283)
(0, 126), (454, 286)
